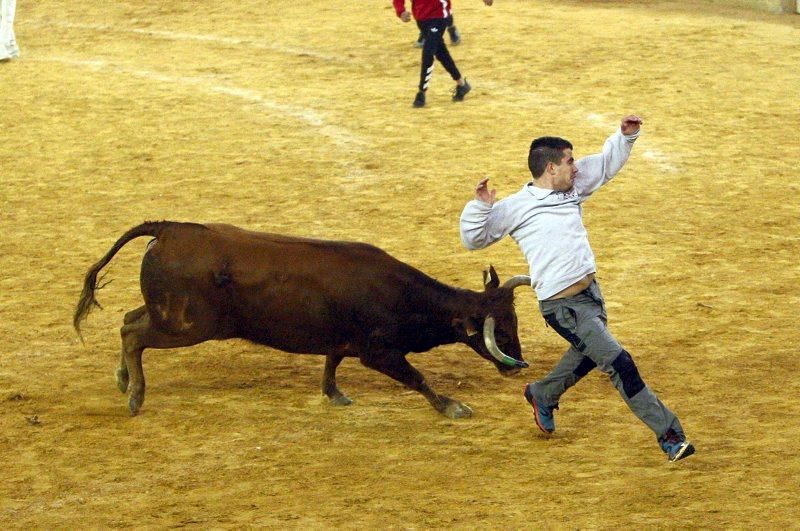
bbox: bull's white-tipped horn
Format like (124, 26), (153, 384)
(502, 275), (532, 290)
(483, 316), (528, 368)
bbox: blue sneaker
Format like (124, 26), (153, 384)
(523, 383), (556, 433)
(660, 429), (695, 462)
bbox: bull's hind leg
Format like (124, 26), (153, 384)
(117, 306), (148, 394)
(360, 352), (473, 419)
(322, 354), (352, 406)
(124, 305), (148, 324)
(120, 311), (210, 416)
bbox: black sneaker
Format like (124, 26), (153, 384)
(448, 25), (461, 45)
(413, 91), (426, 108)
(414, 32), (425, 48)
(452, 80), (471, 102)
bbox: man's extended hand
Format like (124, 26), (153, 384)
(621, 115), (643, 135)
(483, 0), (494, 6)
(475, 177), (496, 205)
(400, 10), (412, 22)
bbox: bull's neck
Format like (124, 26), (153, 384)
(402, 282), (483, 346)
(439, 286), (486, 336)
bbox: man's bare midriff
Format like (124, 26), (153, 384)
(545, 273), (595, 300)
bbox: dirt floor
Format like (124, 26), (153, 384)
(1, 0), (799, 527)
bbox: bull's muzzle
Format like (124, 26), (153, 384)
(483, 316), (528, 369)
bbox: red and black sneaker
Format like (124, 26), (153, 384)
(659, 429), (696, 462)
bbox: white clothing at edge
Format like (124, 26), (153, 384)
(0, 0), (19, 60)
(459, 127), (640, 300)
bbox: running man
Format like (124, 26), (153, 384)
(459, 116), (695, 462)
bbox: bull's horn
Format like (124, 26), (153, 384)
(483, 316), (529, 368)
(502, 275), (532, 290)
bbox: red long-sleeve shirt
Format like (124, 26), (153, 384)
(393, 0), (452, 21)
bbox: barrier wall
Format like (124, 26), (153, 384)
(712, 0), (798, 13)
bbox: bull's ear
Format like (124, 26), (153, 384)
(483, 265), (500, 289)
(452, 317), (480, 337)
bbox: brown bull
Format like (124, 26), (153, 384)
(74, 221), (531, 419)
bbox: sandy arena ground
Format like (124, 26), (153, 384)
(1, 0), (799, 527)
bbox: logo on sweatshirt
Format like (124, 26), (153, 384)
(557, 190), (578, 200)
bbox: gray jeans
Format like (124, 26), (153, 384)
(533, 280), (683, 440)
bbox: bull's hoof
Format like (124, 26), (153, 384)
(328, 394), (353, 407)
(443, 401), (473, 419)
(116, 368), (129, 394)
(128, 396), (142, 416)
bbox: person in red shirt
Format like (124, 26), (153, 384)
(393, 0), (494, 108)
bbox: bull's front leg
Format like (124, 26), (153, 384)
(322, 353), (352, 406)
(360, 352), (473, 419)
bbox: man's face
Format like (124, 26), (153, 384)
(551, 149), (577, 192)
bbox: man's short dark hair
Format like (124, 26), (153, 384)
(528, 136), (573, 179)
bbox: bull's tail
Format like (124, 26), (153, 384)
(73, 221), (171, 337)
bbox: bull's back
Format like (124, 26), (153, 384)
(203, 223), (406, 286)
(143, 222), (394, 272)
